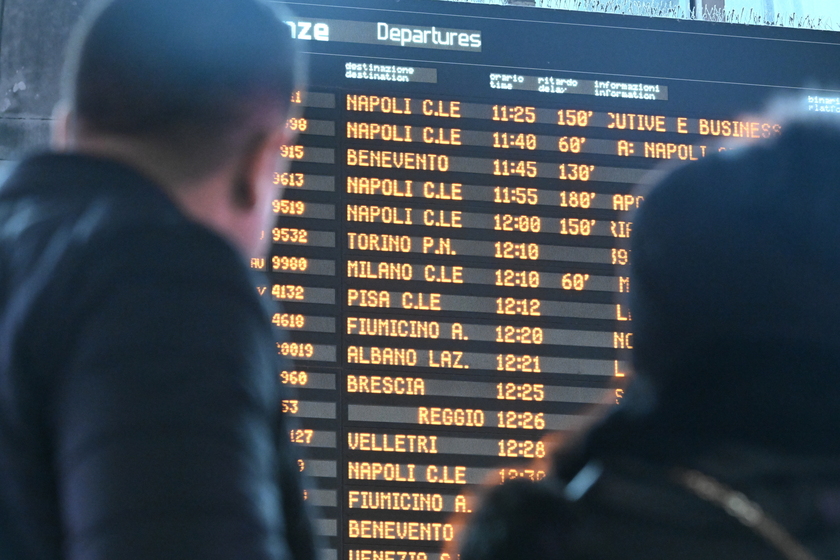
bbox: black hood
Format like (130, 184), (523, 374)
(587, 118), (840, 462)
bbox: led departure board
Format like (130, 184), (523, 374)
(264, 2), (840, 558)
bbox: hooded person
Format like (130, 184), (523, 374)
(454, 114), (840, 560)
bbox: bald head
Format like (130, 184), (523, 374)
(61, 0), (303, 182)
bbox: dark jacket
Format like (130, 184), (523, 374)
(0, 153), (315, 560)
(458, 445), (840, 559)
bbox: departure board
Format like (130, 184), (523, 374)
(260, 2), (840, 559)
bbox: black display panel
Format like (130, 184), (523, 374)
(265, 2), (840, 558)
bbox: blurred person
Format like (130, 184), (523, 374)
(454, 115), (840, 560)
(0, 0), (317, 559)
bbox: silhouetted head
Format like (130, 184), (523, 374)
(62, 0), (303, 177)
(585, 114), (840, 462)
(56, 0), (305, 255)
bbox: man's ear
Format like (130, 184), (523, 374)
(233, 126), (291, 210)
(51, 101), (74, 151)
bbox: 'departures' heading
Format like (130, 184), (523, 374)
(286, 18), (482, 52)
(376, 22), (481, 51)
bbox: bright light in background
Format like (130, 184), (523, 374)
(445, 0), (840, 29)
(726, 0), (839, 23)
